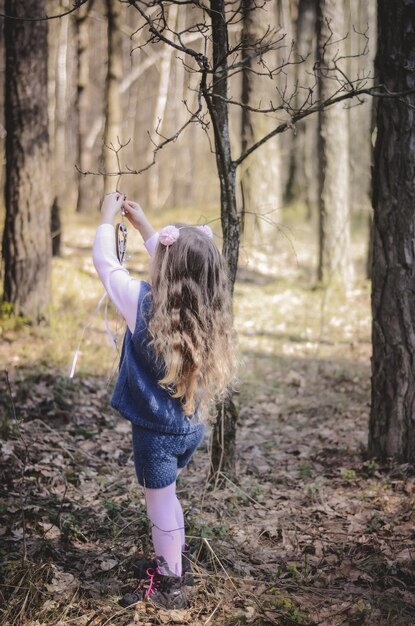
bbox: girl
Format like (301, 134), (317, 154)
(93, 192), (236, 610)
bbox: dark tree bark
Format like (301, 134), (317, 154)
(207, 0), (241, 481)
(317, 0), (353, 289)
(103, 0), (123, 195)
(369, 0), (415, 463)
(366, 95), (377, 280)
(51, 197), (61, 257)
(0, 0), (5, 194)
(2, 0), (51, 321)
(208, 0), (240, 291)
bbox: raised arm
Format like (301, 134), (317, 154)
(93, 192), (141, 333)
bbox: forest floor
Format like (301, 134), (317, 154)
(1, 207), (414, 626)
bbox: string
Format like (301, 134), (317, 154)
(69, 291), (109, 378)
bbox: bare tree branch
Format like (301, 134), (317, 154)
(76, 74), (207, 177)
(76, 1), (414, 181)
(127, 0), (209, 69)
(234, 85), (415, 168)
(0, 0), (89, 21)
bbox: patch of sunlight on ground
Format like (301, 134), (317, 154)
(235, 206), (371, 369)
(2, 202), (371, 382)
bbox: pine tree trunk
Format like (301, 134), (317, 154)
(369, 0), (415, 463)
(103, 0), (123, 195)
(2, 0), (51, 321)
(208, 0), (241, 481)
(240, 0), (282, 242)
(317, 0), (353, 289)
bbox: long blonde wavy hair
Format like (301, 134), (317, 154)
(148, 226), (236, 419)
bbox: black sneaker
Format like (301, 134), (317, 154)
(120, 557), (188, 610)
(132, 545), (194, 585)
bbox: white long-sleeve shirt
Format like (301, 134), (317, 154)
(92, 224), (159, 333)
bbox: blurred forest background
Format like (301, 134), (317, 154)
(0, 0), (376, 214)
(0, 0), (376, 269)
(1, 1), (415, 625)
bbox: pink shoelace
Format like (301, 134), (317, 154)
(133, 567), (162, 599)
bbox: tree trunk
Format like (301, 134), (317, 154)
(51, 197), (61, 258)
(2, 0), (51, 321)
(208, 0), (241, 481)
(209, 1), (240, 291)
(54, 13), (69, 200)
(0, 0), (5, 194)
(53, 10), (77, 209)
(76, 1), (95, 212)
(366, 92), (377, 280)
(369, 0), (415, 463)
(103, 0), (123, 195)
(317, 0), (353, 290)
(240, 0), (282, 242)
(348, 0), (376, 215)
(277, 0), (296, 202)
(147, 4), (178, 209)
(286, 0), (318, 215)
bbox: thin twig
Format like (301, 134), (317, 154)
(202, 537), (241, 596)
(218, 471), (267, 509)
(204, 600), (223, 625)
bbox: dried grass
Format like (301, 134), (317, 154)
(1, 208), (414, 625)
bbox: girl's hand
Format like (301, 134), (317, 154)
(122, 198), (155, 241)
(100, 191), (126, 224)
(121, 199), (146, 230)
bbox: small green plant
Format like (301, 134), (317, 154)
(0, 301), (29, 332)
(366, 512), (385, 533)
(352, 597), (372, 621)
(343, 468), (357, 479)
(361, 459), (380, 477)
(104, 498), (123, 519)
(64, 468), (79, 485)
(299, 460), (313, 479)
(0, 413), (11, 439)
(61, 514), (87, 542)
(71, 426), (95, 439)
(266, 588), (308, 624)
(0, 301), (14, 319)
(287, 563), (301, 579)
(306, 477), (326, 498)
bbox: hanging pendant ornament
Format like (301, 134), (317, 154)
(115, 182), (127, 264)
(115, 220), (127, 264)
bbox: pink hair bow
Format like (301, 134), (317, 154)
(159, 225), (180, 246)
(196, 224), (213, 239)
(159, 223), (213, 246)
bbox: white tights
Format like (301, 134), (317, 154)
(144, 473), (184, 576)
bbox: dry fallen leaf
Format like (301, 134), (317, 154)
(100, 558), (119, 571)
(39, 521), (61, 540)
(45, 566), (77, 599)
